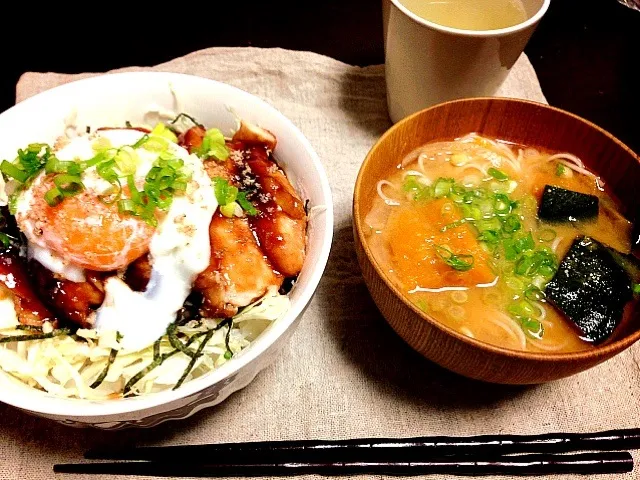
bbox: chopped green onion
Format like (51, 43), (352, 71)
(44, 187), (64, 207)
(131, 135), (150, 149)
(435, 245), (474, 271)
(78, 151), (108, 171)
(158, 156), (184, 170)
(237, 191), (258, 216)
(433, 178), (455, 198)
(478, 229), (500, 245)
(493, 193), (512, 215)
(441, 219), (468, 233)
(488, 167), (509, 181)
(98, 183), (122, 205)
(555, 163), (566, 176)
(172, 179), (188, 195)
(508, 300), (537, 319)
(0, 161), (29, 183)
(92, 137), (112, 152)
(151, 123), (178, 143)
(504, 232), (535, 261)
(208, 142), (230, 162)
(525, 285), (546, 302)
(0, 232), (11, 247)
(114, 147), (139, 175)
(44, 157), (81, 175)
(537, 228), (556, 242)
(126, 175), (141, 203)
(220, 202), (238, 218)
(194, 128), (229, 161)
(117, 199), (137, 214)
(53, 174), (84, 195)
(633, 283), (640, 295)
(142, 136), (170, 152)
(517, 316), (544, 339)
(403, 176), (422, 192)
(502, 214), (521, 233)
(97, 159), (119, 183)
(213, 177), (238, 205)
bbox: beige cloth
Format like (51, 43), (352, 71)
(2, 47), (638, 480)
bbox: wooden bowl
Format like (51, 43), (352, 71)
(353, 98), (640, 384)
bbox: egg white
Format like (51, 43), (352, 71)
(14, 129), (217, 351)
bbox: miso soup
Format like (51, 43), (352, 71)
(365, 133), (636, 353)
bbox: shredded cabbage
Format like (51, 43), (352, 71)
(0, 292), (289, 400)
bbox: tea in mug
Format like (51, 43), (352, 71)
(399, 0), (528, 31)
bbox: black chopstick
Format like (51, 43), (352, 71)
(54, 452), (633, 477)
(85, 427), (640, 463)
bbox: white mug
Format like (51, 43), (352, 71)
(383, 0), (551, 123)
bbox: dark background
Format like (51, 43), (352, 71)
(1, 1), (638, 152)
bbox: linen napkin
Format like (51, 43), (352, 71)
(2, 47), (637, 480)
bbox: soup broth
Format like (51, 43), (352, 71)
(365, 134), (634, 353)
(399, 0), (529, 31)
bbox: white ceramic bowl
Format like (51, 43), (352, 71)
(0, 72), (333, 429)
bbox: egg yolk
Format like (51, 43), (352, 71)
(20, 175), (154, 271)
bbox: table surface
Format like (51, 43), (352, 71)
(1, 0), (638, 152)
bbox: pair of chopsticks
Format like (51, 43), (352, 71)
(54, 428), (640, 477)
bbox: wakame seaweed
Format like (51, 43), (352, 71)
(545, 236), (632, 344)
(538, 185), (599, 222)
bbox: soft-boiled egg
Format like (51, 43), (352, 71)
(14, 129), (217, 351)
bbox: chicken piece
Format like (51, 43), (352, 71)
(178, 125), (206, 154)
(245, 146), (307, 277)
(194, 212), (282, 318)
(251, 213), (307, 278)
(232, 121), (277, 151)
(29, 261), (105, 328)
(179, 126), (240, 181)
(0, 253), (58, 328)
(125, 254), (152, 292)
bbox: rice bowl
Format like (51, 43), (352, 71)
(0, 72), (333, 428)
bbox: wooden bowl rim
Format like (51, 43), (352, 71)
(353, 96), (640, 363)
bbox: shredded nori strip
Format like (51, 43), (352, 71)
(153, 339), (161, 361)
(90, 348), (119, 389)
(124, 319), (233, 396)
(224, 319), (233, 359)
(173, 329), (215, 391)
(279, 277), (297, 295)
(167, 323), (198, 358)
(90, 332), (123, 389)
(15, 325), (43, 332)
(124, 350), (180, 397)
(0, 328), (70, 344)
(170, 113), (202, 128)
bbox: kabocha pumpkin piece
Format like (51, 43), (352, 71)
(538, 185), (599, 222)
(545, 236), (632, 344)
